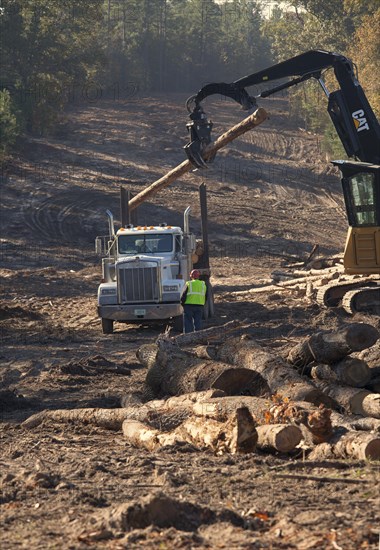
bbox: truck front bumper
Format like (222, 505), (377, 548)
(98, 303), (183, 322)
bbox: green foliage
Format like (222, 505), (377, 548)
(0, 0), (105, 136)
(0, 90), (19, 161)
(2, 0), (374, 163)
(263, 1), (378, 157)
(103, 0), (271, 92)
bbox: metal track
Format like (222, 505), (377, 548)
(316, 278), (379, 309)
(342, 286), (380, 315)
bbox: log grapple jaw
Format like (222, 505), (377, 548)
(184, 105), (214, 169)
(184, 83), (257, 169)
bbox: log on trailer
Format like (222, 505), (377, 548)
(287, 323), (379, 368)
(127, 108), (268, 211)
(138, 339), (269, 398)
(213, 336), (334, 407)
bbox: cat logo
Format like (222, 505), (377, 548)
(352, 109), (369, 132)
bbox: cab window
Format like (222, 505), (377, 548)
(348, 172), (377, 226)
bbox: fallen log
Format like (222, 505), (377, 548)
(287, 323), (379, 367)
(310, 357), (372, 388)
(192, 396), (332, 443)
(122, 420), (167, 451)
(313, 380), (380, 418)
(162, 319), (246, 347)
(330, 411), (380, 432)
(256, 424), (302, 453)
(128, 108), (268, 211)
(214, 336), (334, 407)
(22, 407), (134, 431)
(122, 407), (258, 454)
(367, 377), (380, 393)
(230, 271), (340, 296)
(22, 390), (223, 431)
(308, 430), (380, 461)
(139, 340), (269, 398)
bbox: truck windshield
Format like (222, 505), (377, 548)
(118, 233), (173, 254)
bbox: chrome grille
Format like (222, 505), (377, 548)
(117, 264), (159, 303)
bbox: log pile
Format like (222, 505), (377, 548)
(21, 321), (380, 461)
(229, 258), (379, 303)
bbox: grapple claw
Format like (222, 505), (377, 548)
(184, 105), (214, 169)
(184, 141), (208, 169)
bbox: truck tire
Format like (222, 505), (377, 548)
(172, 315), (184, 333)
(101, 318), (114, 334)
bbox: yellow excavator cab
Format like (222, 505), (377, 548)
(335, 161), (380, 275)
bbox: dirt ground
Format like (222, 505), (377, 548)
(1, 93), (379, 549)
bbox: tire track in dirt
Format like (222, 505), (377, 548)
(22, 190), (110, 244)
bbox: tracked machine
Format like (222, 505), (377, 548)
(183, 50), (380, 314)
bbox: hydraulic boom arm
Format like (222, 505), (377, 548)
(185, 50), (380, 168)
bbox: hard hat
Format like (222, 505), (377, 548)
(190, 269), (200, 279)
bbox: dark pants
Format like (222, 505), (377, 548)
(183, 304), (203, 333)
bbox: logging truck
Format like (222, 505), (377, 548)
(95, 185), (213, 334)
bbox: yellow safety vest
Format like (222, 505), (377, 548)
(184, 279), (206, 306)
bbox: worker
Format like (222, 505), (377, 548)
(181, 269), (207, 333)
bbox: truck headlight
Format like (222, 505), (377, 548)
(101, 288), (116, 295)
(163, 285), (178, 292)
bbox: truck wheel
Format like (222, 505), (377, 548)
(172, 315), (184, 333)
(101, 318), (114, 334)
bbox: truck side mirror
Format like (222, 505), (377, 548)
(184, 234), (196, 254)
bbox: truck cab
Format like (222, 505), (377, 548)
(96, 215), (196, 334)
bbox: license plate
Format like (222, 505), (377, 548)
(134, 309), (146, 316)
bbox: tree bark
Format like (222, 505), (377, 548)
(310, 357), (371, 388)
(330, 411), (380, 432)
(139, 340), (269, 398)
(314, 380), (380, 418)
(256, 424), (302, 452)
(162, 319), (246, 347)
(21, 390), (224, 431)
(22, 407), (134, 431)
(308, 430), (380, 461)
(122, 407), (258, 454)
(287, 323), (379, 368)
(128, 109), (268, 211)
(214, 336), (334, 407)
(192, 396), (332, 444)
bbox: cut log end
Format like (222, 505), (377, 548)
(364, 439), (380, 460)
(256, 424), (302, 453)
(232, 407), (258, 453)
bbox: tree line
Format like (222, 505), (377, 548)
(0, 0), (378, 160)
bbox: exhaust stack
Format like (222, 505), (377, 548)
(106, 209), (115, 237)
